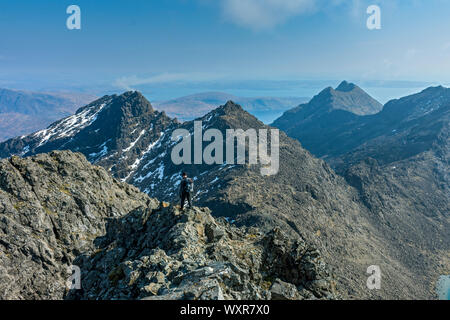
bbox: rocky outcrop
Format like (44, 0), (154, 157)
(0, 151), (338, 300)
(0, 151), (152, 299)
(68, 205), (337, 300)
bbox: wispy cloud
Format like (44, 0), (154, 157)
(113, 73), (227, 91)
(219, 0), (395, 30)
(115, 73), (189, 90)
(220, 0), (316, 30)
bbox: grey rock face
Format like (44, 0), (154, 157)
(0, 151), (155, 299)
(271, 81), (383, 157)
(272, 84), (450, 299)
(270, 279), (303, 300)
(67, 206), (338, 300)
(0, 151), (338, 300)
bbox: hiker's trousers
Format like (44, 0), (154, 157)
(181, 192), (192, 209)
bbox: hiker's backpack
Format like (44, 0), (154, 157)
(188, 179), (194, 193)
(182, 178), (194, 193)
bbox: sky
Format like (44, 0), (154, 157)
(1, 0), (450, 102)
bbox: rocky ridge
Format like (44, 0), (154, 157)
(272, 84), (450, 299)
(68, 205), (337, 300)
(0, 151), (337, 300)
(0, 91), (446, 299)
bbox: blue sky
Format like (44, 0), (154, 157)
(1, 0), (450, 101)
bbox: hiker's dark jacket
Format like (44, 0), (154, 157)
(180, 177), (192, 195)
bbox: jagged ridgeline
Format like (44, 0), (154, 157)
(272, 82), (450, 300)
(0, 151), (337, 300)
(0, 90), (447, 299)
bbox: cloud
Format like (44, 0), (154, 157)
(114, 73), (190, 90)
(220, 0), (316, 30)
(219, 0), (399, 30)
(113, 73), (226, 91)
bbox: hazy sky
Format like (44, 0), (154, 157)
(1, 0), (450, 99)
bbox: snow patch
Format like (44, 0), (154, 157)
(123, 129), (146, 153)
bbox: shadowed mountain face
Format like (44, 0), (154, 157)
(0, 91), (177, 180)
(271, 81), (383, 157)
(272, 84), (450, 297)
(0, 91), (447, 299)
(0, 88), (97, 142)
(335, 88), (450, 289)
(329, 86), (450, 169)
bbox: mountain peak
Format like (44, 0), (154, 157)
(336, 81), (357, 92)
(210, 100), (266, 129)
(0, 91), (177, 179)
(307, 82), (382, 116)
(222, 100), (243, 111)
(420, 85), (446, 94)
(114, 90), (155, 115)
(119, 90), (146, 100)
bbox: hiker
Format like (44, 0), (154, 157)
(179, 172), (194, 210)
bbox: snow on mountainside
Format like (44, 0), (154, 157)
(0, 91), (177, 180)
(32, 101), (109, 148)
(125, 105), (236, 199)
(0, 88), (97, 141)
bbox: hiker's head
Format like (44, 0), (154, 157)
(182, 172), (187, 178)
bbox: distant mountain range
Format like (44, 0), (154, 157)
(153, 92), (309, 123)
(271, 81), (383, 157)
(0, 88), (97, 141)
(0, 89), (307, 142)
(272, 82), (449, 298)
(1, 86), (448, 299)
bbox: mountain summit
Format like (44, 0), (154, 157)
(272, 84), (450, 301)
(152, 92), (309, 122)
(335, 80), (357, 92)
(299, 80), (382, 116)
(0, 91), (177, 180)
(271, 81), (382, 157)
